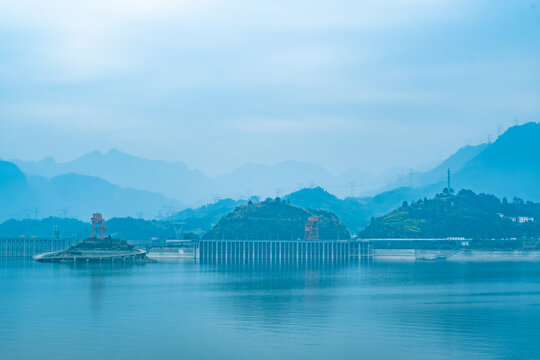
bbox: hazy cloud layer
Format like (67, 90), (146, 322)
(0, 0), (539, 175)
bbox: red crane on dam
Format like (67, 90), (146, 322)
(304, 216), (319, 241)
(90, 213), (107, 239)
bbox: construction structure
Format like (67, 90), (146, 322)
(197, 239), (366, 264)
(90, 213), (107, 239)
(304, 216), (319, 241)
(1, 237), (77, 257)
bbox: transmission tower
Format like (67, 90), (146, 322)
(173, 223), (185, 240)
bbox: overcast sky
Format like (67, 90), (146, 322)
(0, 0), (539, 176)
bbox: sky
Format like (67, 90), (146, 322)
(0, 0), (539, 176)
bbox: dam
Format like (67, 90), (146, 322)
(0, 237), (77, 257)
(196, 238), (540, 262)
(197, 239), (373, 263)
(4, 237), (540, 262)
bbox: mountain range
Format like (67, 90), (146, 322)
(11, 149), (211, 204)
(285, 186), (441, 233)
(453, 122), (540, 200)
(369, 122), (540, 204)
(2, 122), (540, 227)
(11, 151), (392, 204)
(0, 161), (180, 221)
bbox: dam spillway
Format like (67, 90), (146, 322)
(196, 238), (540, 263)
(6, 237), (538, 262)
(0, 237), (77, 257)
(197, 239), (373, 263)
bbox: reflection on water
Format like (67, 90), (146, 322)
(63, 263), (148, 314)
(1, 259), (540, 360)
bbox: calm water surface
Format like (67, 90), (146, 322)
(1, 259), (540, 360)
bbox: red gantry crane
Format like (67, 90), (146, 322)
(90, 213), (107, 239)
(304, 216), (319, 241)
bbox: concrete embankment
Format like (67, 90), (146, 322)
(447, 250), (540, 262)
(372, 249), (540, 262)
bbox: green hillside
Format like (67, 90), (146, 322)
(170, 198), (257, 235)
(286, 186), (440, 232)
(359, 189), (540, 239)
(203, 198), (350, 240)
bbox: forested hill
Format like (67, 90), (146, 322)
(203, 198), (351, 240)
(0, 217), (179, 240)
(285, 186), (440, 233)
(359, 189), (540, 239)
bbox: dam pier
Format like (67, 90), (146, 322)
(197, 239), (373, 263)
(4, 237), (540, 262)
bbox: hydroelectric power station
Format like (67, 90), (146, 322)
(196, 216), (373, 263)
(197, 239), (372, 263)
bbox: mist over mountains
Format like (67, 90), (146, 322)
(454, 122), (540, 200)
(0, 161), (32, 221)
(378, 143), (489, 192)
(0, 161), (180, 221)
(2, 122), (540, 228)
(12, 150), (390, 204)
(12, 149), (211, 205)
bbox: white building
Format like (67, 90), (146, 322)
(510, 216), (535, 223)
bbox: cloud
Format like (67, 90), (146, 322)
(0, 0), (538, 174)
(0, 0), (212, 80)
(0, 0), (456, 81)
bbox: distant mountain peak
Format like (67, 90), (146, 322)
(84, 150), (103, 157)
(451, 121), (540, 201)
(38, 156), (56, 163)
(0, 160), (28, 188)
(287, 186), (337, 199)
(106, 148), (124, 155)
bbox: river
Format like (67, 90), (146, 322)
(1, 259), (540, 359)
